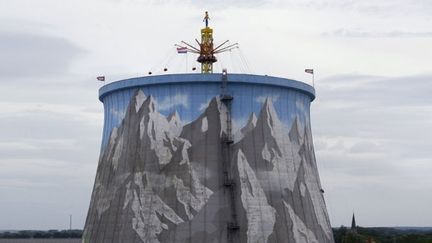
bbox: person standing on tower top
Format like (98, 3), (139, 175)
(203, 11), (210, 27)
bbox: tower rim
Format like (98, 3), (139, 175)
(98, 73), (316, 102)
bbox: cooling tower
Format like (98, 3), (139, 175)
(83, 73), (334, 243)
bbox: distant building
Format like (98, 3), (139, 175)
(351, 213), (357, 233)
(342, 213), (376, 243)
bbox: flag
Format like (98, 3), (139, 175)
(177, 47), (187, 54)
(97, 76), (105, 81)
(305, 69), (314, 74)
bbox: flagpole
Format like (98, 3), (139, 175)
(304, 69), (314, 88)
(312, 73), (315, 88)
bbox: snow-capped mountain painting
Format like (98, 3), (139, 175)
(84, 87), (334, 243)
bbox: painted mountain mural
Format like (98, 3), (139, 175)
(83, 89), (334, 243)
(232, 99), (333, 243)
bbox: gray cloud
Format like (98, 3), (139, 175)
(277, 0), (432, 17)
(312, 73), (432, 226)
(0, 79), (102, 229)
(0, 107), (101, 229)
(323, 28), (432, 38)
(190, 0), (267, 8)
(0, 31), (85, 78)
(318, 74), (432, 106)
(0, 110), (100, 140)
(313, 74), (432, 151)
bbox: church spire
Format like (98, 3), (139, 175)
(351, 213), (357, 233)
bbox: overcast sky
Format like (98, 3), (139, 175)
(0, 0), (431, 230)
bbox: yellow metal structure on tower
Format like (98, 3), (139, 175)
(177, 12), (239, 74)
(199, 27), (216, 73)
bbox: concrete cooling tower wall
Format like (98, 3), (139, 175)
(83, 73), (334, 243)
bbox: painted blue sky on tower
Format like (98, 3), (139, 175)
(100, 78), (312, 149)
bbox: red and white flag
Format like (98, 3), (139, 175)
(176, 47), (187, 54)
(305, 69), (314, 74)
(96, 76), (105, 81)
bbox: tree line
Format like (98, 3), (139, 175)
(333, 226), (432, 243)
(0, 230), (82, 239)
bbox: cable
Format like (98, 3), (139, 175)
(238, 47), (256, 74)
(150, 47), (176, 74)
(235, 49), (247, 73)
(229, 50), (237, 73)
